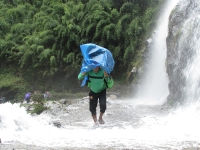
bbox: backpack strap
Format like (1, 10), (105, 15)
(104, 78), (108, 88)
(88, 75), (104, 79)
(88, 75), (109, 88)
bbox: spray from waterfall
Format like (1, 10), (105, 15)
(133, 0), (180, 105)
(183, 18), (200, 103)
(166, 0), (200, 105)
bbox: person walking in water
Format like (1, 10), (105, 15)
(78, 66), (113, 125)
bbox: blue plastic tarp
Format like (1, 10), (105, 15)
(79, 43), (115, 86)
(80, 43), (115, 73)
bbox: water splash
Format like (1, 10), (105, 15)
(1, 100), (200, 149)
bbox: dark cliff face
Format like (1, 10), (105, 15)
(166, 0), (200, 105)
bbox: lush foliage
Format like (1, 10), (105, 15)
(31, 103), (48, 115)
(0, 0), (164, 99)
(31, 94), (49, 114)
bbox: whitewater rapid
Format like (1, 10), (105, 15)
(1, 100), (200, 149)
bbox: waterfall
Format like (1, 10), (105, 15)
(183, 17), (200, 103)
(167, 0), (200, 105)
(134, 0), (180, 105)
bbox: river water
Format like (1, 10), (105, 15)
(1, 0), (200, 149)
(1, 98), (200, 149)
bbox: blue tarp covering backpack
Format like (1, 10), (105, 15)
(79, 43), (115, 86)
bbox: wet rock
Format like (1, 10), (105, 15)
(82, 96), (89, 100)
(166, 0), (200, 104)
(53, 121), (62, 128)
(59, 99), (68, 104)
(108, 94), (117, 99)
(27, 105), (34, 111)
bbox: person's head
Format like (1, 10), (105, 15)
(93, 66), (100, 73)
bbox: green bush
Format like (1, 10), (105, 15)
(31, 94), (43, 103)
(30, 94), (49, 115)
(32, 103), (49, 115)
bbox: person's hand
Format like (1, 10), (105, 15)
(82, 72), (86, 76)
(104, 70), (108, 77)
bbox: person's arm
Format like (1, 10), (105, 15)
(104, 70), (112, 83)
(78, 72), (87, 80)
(82, 72), (86, 76)
(104, 71), (114, 88)
(104, 70), (109, 77)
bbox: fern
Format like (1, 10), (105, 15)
(50, 56), (56, 66)
(94, 19), (108, 39)
(120, 2), (134, 15)
(102, 24), (115, 40)
(38, 48), (51, 62)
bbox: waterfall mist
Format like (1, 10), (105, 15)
(133, 0), (180, 105)
(167, 0), (200, 105)
(183, 17), (200, 103)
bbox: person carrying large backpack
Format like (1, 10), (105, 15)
(78, 66), (114, 125)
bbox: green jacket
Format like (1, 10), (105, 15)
(78, 69), (113, 93)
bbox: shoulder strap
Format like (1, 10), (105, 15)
(88, 75), (110, 88)
(104, 78), (108, 88)
(88, 75), (104, 79)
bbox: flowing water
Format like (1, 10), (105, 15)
(133, 0), (176, 106)
(1, 0), (200, 149)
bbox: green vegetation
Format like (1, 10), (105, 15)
(0, 0), (164, 101)
(31, 103), (48, 114)
(30, 94), (49, 114)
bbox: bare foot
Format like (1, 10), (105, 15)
(98, 119), (105, 124)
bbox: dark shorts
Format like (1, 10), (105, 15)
(89, 89), (106, 116)
(25, 97), (31, 103)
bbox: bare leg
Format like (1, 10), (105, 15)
(92, 115), (97, 123)
(99, 112), (103, 120)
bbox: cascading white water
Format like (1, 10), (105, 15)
(1, 0), (200, 149)
(182, 16), (200, 103)
(134, 0), (180, 105)
(166, 0), (200, 105)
